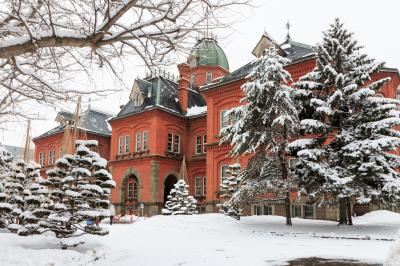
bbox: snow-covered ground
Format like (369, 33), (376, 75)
(1, 211), (399, 266)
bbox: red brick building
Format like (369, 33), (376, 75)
(33, 33), (400, 218)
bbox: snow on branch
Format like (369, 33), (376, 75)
(0, 0), (251, 122)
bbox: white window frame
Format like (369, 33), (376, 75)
(174, 135), (181, 154)
(220, 109), (230, 130)
(48, 150), (55, 165)
(167, 133), (173, 153)
(136, 132), (142, 152)
(39, 152), (45, 166)
(125, 135), (130, 154)
(195, 136), (202, 154)
(143, 131), (148, 150)
(118, 136), (124, 155)
(203, 176), (206, 196)
(203, 135), (207, 153)
(206, 72), (212, 84)
(220, 165), (229, 184)
(195, 176), (202, 196)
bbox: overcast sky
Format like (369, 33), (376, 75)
(2, 0), (400, 148)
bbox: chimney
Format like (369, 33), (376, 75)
(177, 63), (190, 112)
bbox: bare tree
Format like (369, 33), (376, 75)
(0, 0), (250, 122)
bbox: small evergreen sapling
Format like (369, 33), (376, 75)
(162, 179), (197, 215)
(219, 163), (242, 220)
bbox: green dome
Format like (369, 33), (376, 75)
(190, 38), (229, 70)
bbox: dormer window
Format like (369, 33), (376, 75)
(206, 72), (213, 84)
(130, 81), (145, 107)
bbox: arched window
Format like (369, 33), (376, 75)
(126, 177), (139, 200)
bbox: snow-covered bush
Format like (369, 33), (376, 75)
(41, 140), (116, 238)
(162, 180), (197, 215)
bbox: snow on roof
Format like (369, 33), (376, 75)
(186, 106), (207, 117)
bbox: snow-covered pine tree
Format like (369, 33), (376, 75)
(2, 160), (49, 236)
(0, 144), (14, 228)
(219, 163), (242, 220)
(42, 140), (115, 238)
(162, 179), (197, 215)
(289, 18), (400, 225)
(221, 47), (299, 225)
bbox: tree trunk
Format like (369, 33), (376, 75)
(285, 191), (292, 226)
(346, 197), (353, 226)
(338, 197), (347, 225)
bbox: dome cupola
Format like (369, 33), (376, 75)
(188, 38), (229, 71)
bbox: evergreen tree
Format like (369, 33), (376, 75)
(0, 144), (13, 228)
(2, 160), (48, 236)
(219, 163), (242, 220)
(221, 47), (299, 225)
(41, 140), (115, 238)
(289, 18), (400, 225)
(162, 179), (197, 215)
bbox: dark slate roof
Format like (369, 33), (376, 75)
(201, 39), (316, 91)
(33, 108), (112, 140)
(280, 39), (315, 62)
(188, 89), (206, 108)
(115, 76), (207, 120)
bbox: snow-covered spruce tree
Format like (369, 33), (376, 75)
(2, 160), (49, 236)
(162, 179), (197, 215)
(0, 144), (14, 227)
(289, 18), (400, 225)
(42, 140), (115, 238)
(221, 47), (299, 225)
(219, 163), (242, 220)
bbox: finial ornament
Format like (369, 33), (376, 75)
(286, 20), (291, 41)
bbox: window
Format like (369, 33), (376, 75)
(254, 205), (263, 216)
(220, 109), (230, 129)
(174, 135), (180, 154)
(125, 135), (130, 154)
(59, 147), (64, 158)
(118, 136), (124, 154)
(118, 135), (130, 154)
(303, 205), (314, 219)
(126, 179), (138, 200)
(195, 135), (207, 154)
(195, 176), (206, 196)
(292, 205), (302, 218)
(206, 72), (212, 84)
(196, 136), (202, 154)
(127, 183), (133, 199)
(133, 182), (138, 199)
(220, 165), (230, 184)
(190, 74), (196, 87)
(133, 94), (143, 107)
(39, 152), (45, 166)
(203, 176), (206, 196)
(136, 132), (142, 152)
(143, 131), (148, 150)
(253, 205), (273, 216)
(167, 133), (173, 152)
(48, 150), (56, 165)
(167, 133), (181, 154)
